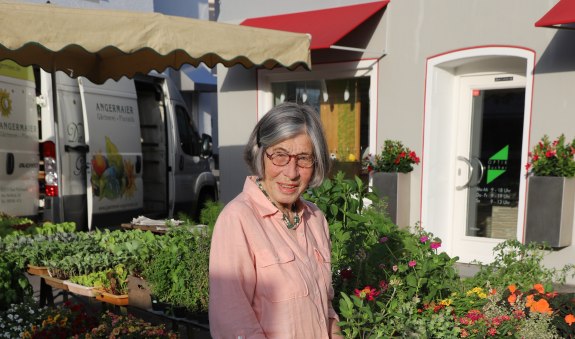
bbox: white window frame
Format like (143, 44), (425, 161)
(256, 60), (379, 159)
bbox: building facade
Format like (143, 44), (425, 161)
(216, 0), (575, 283)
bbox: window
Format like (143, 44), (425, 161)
(271, 78), (370, 163)
(175, 106), (200, 156)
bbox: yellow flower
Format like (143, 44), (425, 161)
(439, 298), (453, 306)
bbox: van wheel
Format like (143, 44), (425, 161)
(195, 189), (216, 222)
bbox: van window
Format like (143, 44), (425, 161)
(175, 106), (200, 156)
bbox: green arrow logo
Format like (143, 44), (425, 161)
(486, 145), (508, 184)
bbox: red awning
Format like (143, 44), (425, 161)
(535, 0), (575, 29)
(241, 1), (389, 50)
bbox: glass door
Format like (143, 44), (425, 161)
(453, 74), (526, 263)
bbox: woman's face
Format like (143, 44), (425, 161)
(262, 133), (314, 210)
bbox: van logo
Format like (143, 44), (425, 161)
(0, 89), (11, 117)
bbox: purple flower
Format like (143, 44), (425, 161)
(419, 236), (429, 243)
(379, 236), (389, 243)
(408, 260), (417, 267)
(430, 241), (441, 250)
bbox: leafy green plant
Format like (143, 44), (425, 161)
(144, 226), (210, 313)
(199, 200), (224, 232)
(526, 134), (575, 177)
(362, 139), (420, 173)
(463, 240), (575, 292)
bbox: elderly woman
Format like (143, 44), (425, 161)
(209, 102), (342, 338)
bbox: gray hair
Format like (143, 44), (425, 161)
(244, 102), (331, 188)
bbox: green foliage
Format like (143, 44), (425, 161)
(527, 134), (575, 177)
(144, 226), (210, 313)
(304, 171), (381, 293)
(463, 239), (575, 292)
(199, 200), (224, 232)
(362, 139), (420, 173)
(0, 212), (34, 237)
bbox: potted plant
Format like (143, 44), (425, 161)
(525, 134), (575, 248)
(363, 139), (420, 227)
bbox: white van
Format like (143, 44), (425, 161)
(0, 61), (39, 219)
(0, 61), (217, 230)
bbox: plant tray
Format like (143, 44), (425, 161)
(27, 265), (49, 276)
(64, 281), (95, 297)
(95, 290), (129, 306)
(43, 276), (69, 291)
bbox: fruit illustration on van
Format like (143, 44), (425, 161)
(91, 153), (107, 177)
(90, 136), (136, 200)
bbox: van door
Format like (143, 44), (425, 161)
(0, 60), (38, 218)
(79, 77), (143, 229)
(44, 72), (88, 228)
(164, 82), (211, 218)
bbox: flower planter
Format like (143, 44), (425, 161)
(27, 264), (49, 276)
(43, 276), (69, 291)
(525, 176), (575, 248)
(95, 289), (129, 306)
(64, 280), (95, 297)
(372, 172), (411, 227)
(128, 275), (152, 310)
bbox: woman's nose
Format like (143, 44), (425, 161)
(282, 157), (299, 179)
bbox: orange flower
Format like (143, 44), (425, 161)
(508, 284), (517, 294)
(533, 283), (544, 294)
(489, 288), (497, 295)
(565, 314), (575, 326)
(507, 293), (517, 304)
(525, 294), (534, 308)
(530, 298), (553, 315)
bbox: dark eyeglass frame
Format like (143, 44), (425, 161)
(265, 152), (315, 168)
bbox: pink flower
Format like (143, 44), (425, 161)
(408, 260), (417, 267)
(379, 236), (388, 243)
(392, 265), (398, 272)
(419, 235), (429, 243)
(430, 241), (441, 250)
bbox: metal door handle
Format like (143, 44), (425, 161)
(456, 156), (473, 190)
(470, 157), (485, 188)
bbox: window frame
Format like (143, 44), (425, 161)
(256, 60), (378, 159)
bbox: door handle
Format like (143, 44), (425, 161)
(469, 157), (485, 188)
(179, 155), (184, 170)
(456, 156), (474, 190)
(6, 153), (14, 175)
(64, 144), (89, 153)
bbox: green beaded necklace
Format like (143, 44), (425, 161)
(256, 178), (301, 229)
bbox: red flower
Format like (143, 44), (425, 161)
(354, 286), (380, 301)
(546, 149), (557, 158)
(430, 241), (441, 250)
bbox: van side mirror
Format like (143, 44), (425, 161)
(201, 134), (213, 158)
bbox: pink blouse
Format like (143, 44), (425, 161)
(209, 176), (339, 339)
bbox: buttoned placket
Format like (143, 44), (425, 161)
(282, 217), (330, 337)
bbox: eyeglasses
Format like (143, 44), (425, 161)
(265, 152), (315, 168)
